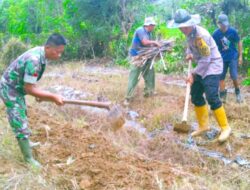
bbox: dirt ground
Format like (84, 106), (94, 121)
(0, 60), (250, 190)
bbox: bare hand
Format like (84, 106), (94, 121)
(154, 41), (161, 48)
(53, 95), (64, 106)
(186, 74), (194, 85)
(186, 54), (193, 61)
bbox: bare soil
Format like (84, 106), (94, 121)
(1, 60), (250, 189)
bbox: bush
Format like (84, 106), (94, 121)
(242, 67), (250, 86)
(0, 38), (27, 74)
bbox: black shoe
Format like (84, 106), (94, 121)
(236, 92), (243, 103)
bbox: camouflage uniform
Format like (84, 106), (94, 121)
(0, 47), (47, 139)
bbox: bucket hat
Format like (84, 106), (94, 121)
(167, 9), (200, 28)
(144, 17), (157, 26)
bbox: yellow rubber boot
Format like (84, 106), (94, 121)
(213, 106), (231, 142)
(191, 105), (210, 137)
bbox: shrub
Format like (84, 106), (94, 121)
(0, 38), (27, 73)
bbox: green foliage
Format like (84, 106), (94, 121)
(239, 33), (250, 78)
(115, 58), (129, 67)
(0, 0), (249, 74)
(242, 78), (250, 86)
(154, 23), (186, 73)
(242, 66), (250, 86)
(242, 35), (250, 63)
(0, 37), (27, 73)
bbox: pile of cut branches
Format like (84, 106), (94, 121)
(131, 39), (174, 67)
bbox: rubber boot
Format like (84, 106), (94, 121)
(17, 138), (42, 168)
(213, 106), (231, 142)
(219, 89), (227, 103)
(191, 105), (210, 137)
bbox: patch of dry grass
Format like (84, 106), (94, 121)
(0, 104), (57, 190)
(43, 61), (250, 189)
(1, 61), (250, 189)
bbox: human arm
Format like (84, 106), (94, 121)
(185, 46), (194, 84)
(137, 28), (161, 47)
(23, 57), (63, 105)
(233, 29), (242, 65)
(141, 39), (161, 47)
(24, 83), (64, 105)
(238, 40), (243, 65)
(185, 54), (194, 84)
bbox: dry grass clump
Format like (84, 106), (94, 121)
(0, 37), (27, 73)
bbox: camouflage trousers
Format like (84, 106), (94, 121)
(0, 84), (31, 139)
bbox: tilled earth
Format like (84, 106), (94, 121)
(1, 61), (250, 189)
(28, 107), (176, 190)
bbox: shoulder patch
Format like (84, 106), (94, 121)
(195, 37), (210, 56)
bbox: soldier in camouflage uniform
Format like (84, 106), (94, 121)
(0, 33), (67, 168)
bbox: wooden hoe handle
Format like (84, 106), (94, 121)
(182, 60), (192, 122)
(63, 99), (111, 110)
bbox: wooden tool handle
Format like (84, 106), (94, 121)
(63, 99), (111, 110)
(182, 60), (192, 122)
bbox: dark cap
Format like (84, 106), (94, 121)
(218, 14), (229, 26)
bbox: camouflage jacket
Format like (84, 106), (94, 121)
(0, 46), (47, 96)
